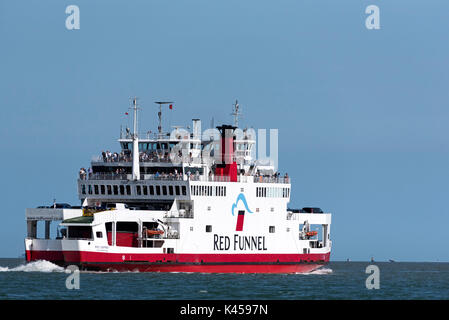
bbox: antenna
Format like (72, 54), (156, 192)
(154, 101), (174, 137)
(231, 99), (242, 128)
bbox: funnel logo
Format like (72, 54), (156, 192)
(231, 193), (253, 232)
(213, 193), (266, 251)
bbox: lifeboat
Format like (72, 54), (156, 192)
(306, 231), (318, 237)
(146, 229), (164, 236)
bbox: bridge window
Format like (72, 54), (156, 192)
(107, 185), (112, 195)
(126, 185), (131, 195)
(169, 185), (174, 196)
(149, 185), (154, 195)
(120, 185), (125, 195)
(113, 185), (118, 195)
(175, 185), (180, 196)
(162, 186), (167, 196)
(101, 185), (105, 195)
(156, 186), (161, 196)
(94, 185), (99, 195)
(143, 185), (148, 196)
(182, 186), (187, 196)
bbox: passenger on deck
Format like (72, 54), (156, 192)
(79, 168), (87, 180)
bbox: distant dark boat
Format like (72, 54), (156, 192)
(389, 259), (396, 263)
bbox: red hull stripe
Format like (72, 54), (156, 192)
(77, 263), (323, 274)
(62, 251), (330, 264)
(26, 250), (330, 273)
(25, 250), (64, 263)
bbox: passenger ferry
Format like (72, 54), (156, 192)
(24, 99), (332, 273)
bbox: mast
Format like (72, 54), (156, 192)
(231, 100), (241, 128)
(131, 97), (140, 181)
(154, 101), (174, 138)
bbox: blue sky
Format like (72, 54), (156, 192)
(0, 0), (448, 261)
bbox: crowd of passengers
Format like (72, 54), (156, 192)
(255, 171), (289, 182)
(79, 167), (185, 181)
(101, 150), (194, 163)
(79, 166), (289, 183)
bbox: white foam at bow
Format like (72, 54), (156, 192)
(0, 260), (65, 273)
(308, 267), (333, 275)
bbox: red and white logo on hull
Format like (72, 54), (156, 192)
(236, 210), (245, 232)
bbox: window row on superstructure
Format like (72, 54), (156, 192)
(81, 183), (187, 197)
(191, 185), (227, 197)
(256, 186), (290, 198)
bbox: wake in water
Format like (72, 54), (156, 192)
(309, 267), (333, 274)
(0, 260), (65, 273)
(296, 267), (333, 275)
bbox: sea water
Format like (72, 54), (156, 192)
(0, 258), (448, 300)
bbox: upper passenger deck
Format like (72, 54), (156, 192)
(80, 171), (291, 184)
(76, 99), (287, 206)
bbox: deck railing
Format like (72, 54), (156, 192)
(79, 173), (290, 184)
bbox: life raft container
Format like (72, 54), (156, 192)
(306, 231), (318, 237)
(147, 230), (164, 236)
